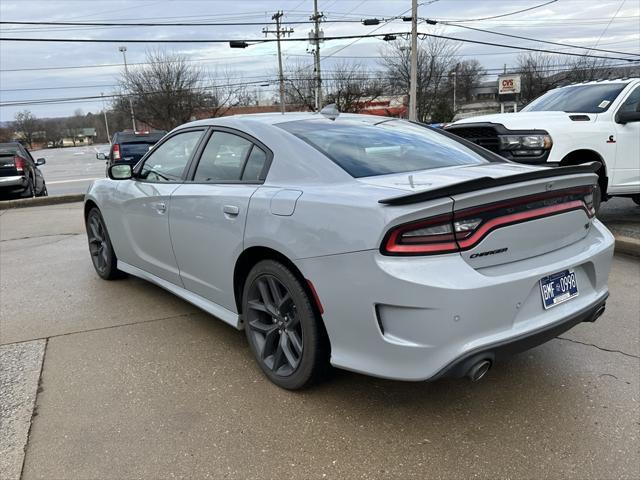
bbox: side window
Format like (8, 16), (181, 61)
(138, 130), (203, 182)
(618, 86), (640, 113)
(242, 146), (268, 181)
(194, 131), (253, 182)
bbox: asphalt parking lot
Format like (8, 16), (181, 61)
(1, 203), (638, 479)
(31, 144), (108, 196)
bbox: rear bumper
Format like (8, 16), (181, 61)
(0, 175), (28, 191)
(431, 293), (608, 380)
(298, 220), (615, 381)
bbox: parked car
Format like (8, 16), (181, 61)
(0, 142), (47, 198)
(97, 130), (167, 173)
(445, 78), (640, 204)
(84, 112), (614, 389)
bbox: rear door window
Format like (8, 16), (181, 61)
(193, 132), (254, 182)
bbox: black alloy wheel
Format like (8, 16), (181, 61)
(243, 260), (329, 389)
(86, 208), (122, 280)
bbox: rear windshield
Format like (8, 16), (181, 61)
(277, 119), (488, 178)
(0, 145), (18, 155)
(523, 83), (627, 113)
(115, 132), (165, 144)
(120, 142), (155, 159)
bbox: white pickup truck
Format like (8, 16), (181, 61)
(446, 78), (640, 204)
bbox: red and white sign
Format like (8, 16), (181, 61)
(498, 74), (521, 94)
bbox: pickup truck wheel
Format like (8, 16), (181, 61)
(632, 195), (640, 206)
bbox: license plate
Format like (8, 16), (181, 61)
(539, 269), (578, 309)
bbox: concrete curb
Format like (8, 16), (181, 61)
(614, 235), (640, 257)
(0, 194), (84, 210)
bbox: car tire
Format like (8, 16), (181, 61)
(242, 259), (330, 390)
(21, 177), (35, 198)
(37, 184), (48, 197)
(85, 208), (125, 280)
(633, 195), (640, 206)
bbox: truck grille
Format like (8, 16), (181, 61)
(446, 126), (500, 153)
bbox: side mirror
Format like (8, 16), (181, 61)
(616, 110), (640, 124)
(96, 152), (107, 160)
(35, 158), (46, 166)
(108, 164), (133, 180)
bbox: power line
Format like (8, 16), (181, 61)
(442, 0), (559, 22)
(0, 18), (364, 26)
(436, 21), (640, 57)
(416, 31), (640, 63)
(0, 31), (405, 44)
(1, 30), (638, 63)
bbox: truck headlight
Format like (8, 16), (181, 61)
(499, 134), (552, 151)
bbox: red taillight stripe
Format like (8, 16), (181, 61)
(381, 186), (595, 256)
(456, 200), (587, 249)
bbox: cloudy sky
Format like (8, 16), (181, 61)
(0, 0), (638, 122)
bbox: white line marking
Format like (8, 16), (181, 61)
(46, 177), (101, 185)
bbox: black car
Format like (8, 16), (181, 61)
(97, 130), (167, 172)
(0, 142), (47, 198)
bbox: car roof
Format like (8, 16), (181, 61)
(180, 112), (395, 130)
(560, 77), (639, 87)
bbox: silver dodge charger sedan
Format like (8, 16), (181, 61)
(84, 112), (614, 389)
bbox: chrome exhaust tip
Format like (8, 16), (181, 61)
(586, 305), (606, 323)
(467, 359), (492, 382)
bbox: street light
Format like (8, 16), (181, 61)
(119, 46), (137, 131)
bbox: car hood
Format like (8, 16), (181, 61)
(357, 162), (544, 193)
(451, 111), (595, 129)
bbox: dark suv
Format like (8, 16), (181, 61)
(97, 130), (167, 172)
(0, 142), (47, 198)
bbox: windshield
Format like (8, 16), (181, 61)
(277, 119), (488, 178)
(523, 83), (627, 113)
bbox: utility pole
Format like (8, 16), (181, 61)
(452, 64), (458, 115)
(310, 0), (324, 111)
(118, 46), (137, 130)
(263, 12), (293, 114)
(101, 92), (111, 144)
(408, 0), (418, 121)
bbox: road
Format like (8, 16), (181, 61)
(32, 144), (108, 196)
(19, 145), (640, 238)
(1, 203), (638, 479)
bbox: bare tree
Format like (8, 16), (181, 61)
(64, 109), (85, 146)
(13, 110), (40, 148)
(324, 61), (384, 113)
(118, 49), (231, 130)
(380, 35), (459, 122)
(516, 53), (563, 103)
(454, 59), (487, 102)
(283, 60), (317, 111)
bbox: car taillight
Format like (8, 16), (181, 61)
(583, 185), (601, 217)
(381, 186), (597, 256)
(382, 214), (459, 255)
(112, 143), (121, 160)
(14, 156), (25, 171)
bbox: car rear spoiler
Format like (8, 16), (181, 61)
(379, 162), (601, 206)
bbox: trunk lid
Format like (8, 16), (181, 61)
(0, 153), (19, 177)
(375, 162), (599, 268)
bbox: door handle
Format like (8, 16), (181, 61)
(155, 202), (167, 214)
(223, 204), (240, 216)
